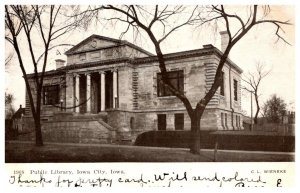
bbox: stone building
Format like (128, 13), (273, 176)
(23, 33), (243, 143)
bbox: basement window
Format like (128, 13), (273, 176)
(157, 114), (166, 130)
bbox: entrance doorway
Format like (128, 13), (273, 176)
(105, 71), (113, 109)
(79, 74), (86, 113)
(91, 72), (101, 113)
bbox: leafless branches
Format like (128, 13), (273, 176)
(242, 62), (271, 94)
(75, 5), (206, 117)
(242, 62), (271, 123)
(69, 5), (292, 153)
(5, 5), (79, 146)
(5, 52), (14, 66)
(199, 5), (291, 112)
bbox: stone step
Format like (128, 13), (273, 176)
(52, 112), (108, 122)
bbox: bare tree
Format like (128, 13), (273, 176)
(242, 62), (271, 124)
(5, 5), (79, 146)
(72, 5), (291, 154)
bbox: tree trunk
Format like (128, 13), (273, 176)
(254, 93), (260, 124)
(33, 114), (43, 146)
(190, 115), (201, 154)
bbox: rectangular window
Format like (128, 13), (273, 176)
(157, 114), (166, 130)
(43, 85), (60, 105)
(220, 71), (225, 96)
(236, 115), (238, 128)
(157, 70), (184, 97)
(233, 79), (238, 101)
(175, 113), (184, 130)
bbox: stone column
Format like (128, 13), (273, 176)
(75, 74), (80, 113)
(100, 72), (105, 111)
(86, 73), (91, 113)
(113, 69), (118, 108)
(65, 73), (74, 112)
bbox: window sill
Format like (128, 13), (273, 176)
(157, 96), (177, 99)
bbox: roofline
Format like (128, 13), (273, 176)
(132, 46), (243, 73)
(27, 45), (243, 77)
(26, 70), (65, 78)
(61, 46), (243, 73)
(65, 34), (154, 57)
(214, 48), (243, 73)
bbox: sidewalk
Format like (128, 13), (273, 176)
(5, 140), (294, 163)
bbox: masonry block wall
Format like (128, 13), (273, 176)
(129, 54), (243, 131)
(118, 66), (134, 110)
(134, 56), (208, 111)
(24, 74), (66, 119)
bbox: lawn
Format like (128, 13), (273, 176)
(5, 141), (294, 163)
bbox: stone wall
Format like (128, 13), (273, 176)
(134, 56), (209, 111)
(25, 74), (66, 117)
(106, 108), (240, 141)
(41, 119), (115, 144)
(18, 112), (116, 144)
(218, 62), (242, 112)
(118, 66), (134, 110)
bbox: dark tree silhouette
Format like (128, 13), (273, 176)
(72, 5), (291, 154)
(5, 92), (15, 119)
(5, 5), (80, 146)
(262, 94), (287, 123)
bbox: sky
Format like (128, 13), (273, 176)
(4, 4), (296, 117)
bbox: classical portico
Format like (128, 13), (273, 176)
(72, 69), (118, 114)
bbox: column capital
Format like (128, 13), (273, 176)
(99, 71), (106, 75)
(85, 73), (91, 77)
(73, 73), (80, 78)
(111, 68), (118, 72)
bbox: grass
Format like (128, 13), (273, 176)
(5, 141), (294, 163)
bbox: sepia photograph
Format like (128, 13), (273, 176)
(3, 0), (298, 190)
(4, 3), (295, 163)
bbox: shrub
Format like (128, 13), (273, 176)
(134, 130), (294, 152)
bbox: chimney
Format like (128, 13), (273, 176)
(55, 59), (65, 69)
(220, 31), (229, 53)
(20, 104), (22, 109)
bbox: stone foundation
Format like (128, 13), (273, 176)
(18, 112), (116, 144)
(18, 108), (243, 145)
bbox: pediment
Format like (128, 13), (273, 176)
(65, 35), (122, 55)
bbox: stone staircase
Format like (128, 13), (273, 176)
(40, 112), (117, 144)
